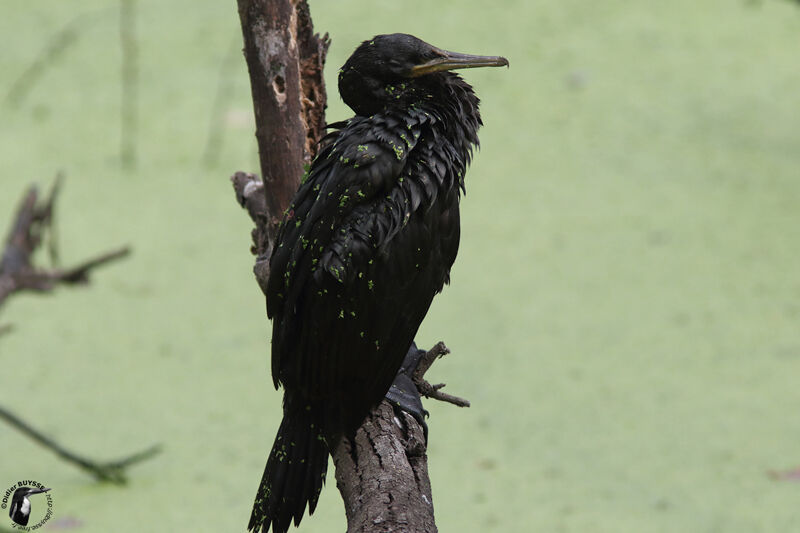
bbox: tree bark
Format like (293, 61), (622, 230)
(332, 404), (436, 533)
(233, 2), (444, 532)
(236, 0), (328, 271)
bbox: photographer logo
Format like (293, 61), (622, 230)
(1, 481), (53, 530)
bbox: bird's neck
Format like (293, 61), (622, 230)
(407, 73), (482, 190)
(421, 72), (482, 159)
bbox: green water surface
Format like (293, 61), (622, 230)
(1, 1), (800, 531)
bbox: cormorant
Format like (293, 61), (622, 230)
(249, 33), (507, 533)
(9, 486), (50, 526)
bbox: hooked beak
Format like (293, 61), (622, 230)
(410, 48), (509, 77)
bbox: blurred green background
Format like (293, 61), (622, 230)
(2, 1), (800, 531)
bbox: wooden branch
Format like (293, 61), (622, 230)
(236, 0), (329, 256)
(231, 170), (270, 296)
(0, 178), (159, 483)
(332, 402), (436, 533)
(120, 0), (139, 169)
(413, 342), (470, 408)
(0, 179), (130, 311)
(4, 14), (86, 106)
(0, 405), (160, 484)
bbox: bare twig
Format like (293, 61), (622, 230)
(0, 178), (158, 483)
(231, 171), (270, 295)
(0, 180), (130, 310)
(5, 15), (86, 106)
(49, 246), (131, 284)
(0, 405), (160, 484)
(413, 341), (471, 408)
(412, 341), (450, 382)
(120, 0), (138, 169)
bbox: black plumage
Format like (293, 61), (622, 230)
(249, 33), (507, 533)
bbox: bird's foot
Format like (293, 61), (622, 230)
(386, 343), (429, 435)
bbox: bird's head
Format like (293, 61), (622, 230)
(338, 33), (508, 116)
(13, 486), (50, 499)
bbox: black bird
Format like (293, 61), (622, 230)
(249, 33), (507, 533)
(9, 486), (50, 526)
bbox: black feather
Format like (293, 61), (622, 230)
(249, 33), (505, 532)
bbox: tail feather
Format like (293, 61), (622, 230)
(248, 409), (329, 533)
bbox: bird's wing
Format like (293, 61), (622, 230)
(266, 111), (455, 432)
(266, 114), (414, 322)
